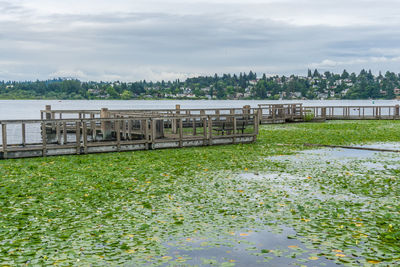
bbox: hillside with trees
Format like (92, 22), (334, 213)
(1, 69), (400, 100)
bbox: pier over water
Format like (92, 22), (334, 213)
(1, 103), (400, 159)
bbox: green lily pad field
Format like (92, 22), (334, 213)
(1, 120), (400, 266)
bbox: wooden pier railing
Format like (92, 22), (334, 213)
(0, 112), (259, 159)
(303, 105), (400, 120)
(39, 102), (400, 129)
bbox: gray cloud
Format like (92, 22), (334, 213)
(1, 0), (400, 81)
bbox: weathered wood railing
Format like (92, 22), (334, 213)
(41, 104), (301, 126)
(0, 112), (259, 159)
(40, 105), (256, 120)
(303, 105), (400, 120)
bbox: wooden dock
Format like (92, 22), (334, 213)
(0, 106), (259, 159)
(2, 103), (400, 159)
(256, 103), (400, 122)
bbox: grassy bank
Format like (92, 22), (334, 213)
(1, 120), (400, 266)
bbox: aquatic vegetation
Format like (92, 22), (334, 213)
(1, 120), (400, 266)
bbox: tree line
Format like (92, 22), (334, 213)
(0, 69), (399, 100)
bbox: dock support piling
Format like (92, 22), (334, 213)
(82, 122), (88, 154)
(21, 123), (26, 147)
(2, 124), (7, 158)
(75, 122), (81, 154)
(208, 116), (213, 145)
(179, 119), (183, 147)
(41, 121), (47, 157)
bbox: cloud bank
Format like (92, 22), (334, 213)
(1, 0), (400, 81)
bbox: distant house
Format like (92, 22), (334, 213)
(235, 93), (244, 98)
(292, 92), (302, 98)
(334, 80), (342, 86)
(317, 92), (328, 99)
(249, 80), (258, 85)
(394, 88), (400, 95)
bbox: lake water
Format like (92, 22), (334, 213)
(1, 99), (399, 120)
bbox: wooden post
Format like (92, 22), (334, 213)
(21, 123), (26, 147)
(1, 124), (7, 158)
(121, 119), (127, 140)
(127, 120), (132, 140)
(101, 108), (112, 140)
(321, 107), (326, 119)
(116, 120), (121, 152)
(215, 110), (220, 122)
(185, 110), (190, 124)
(41, 121), (47, 157)
(82, 122), (88, 154)
(272, 105), (276, 122)
(233, 117), (237, 144)
(172, 104), (180, 134)
(63, 121), (67, 144)
(51, 111), (56, 131)
(208, 116), (213, 145)
(151, 119), (157, 142)
(203, 117), (207, 145)
(155, 119), (164, 138)
(45, 105), (52, 120)
(395, 105), (400, 119)
(56, 122), (61, 145)
(144, 119), (149, 150)
(179, 119), (183, 147)
(254, 110), (259, 139)
(229, 109), (235, 135)
(75, 121), (81, 154)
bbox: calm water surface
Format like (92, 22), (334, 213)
(1, 99), (398, 120)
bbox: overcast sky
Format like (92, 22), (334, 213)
(1, 0), (400, 81)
